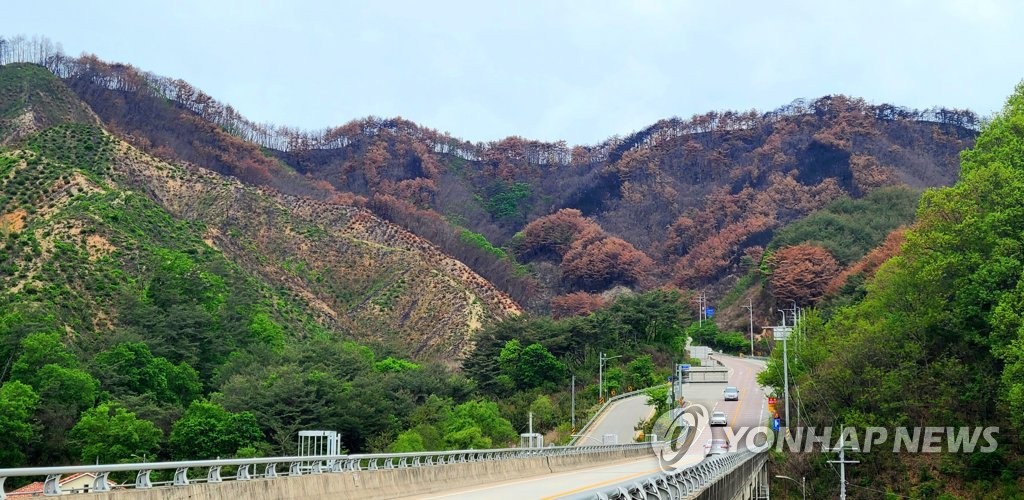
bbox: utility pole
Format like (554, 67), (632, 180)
(826, 432), (860, 499)
(571, 374), (576, 430)
(742, 298), (754, 356)
(697, 292), (705, 327)
(778, 309), (790, 431)
(599, 353), (622, 403)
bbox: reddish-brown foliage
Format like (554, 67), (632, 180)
(766, 244), (841, 305)
(550, 292), (608, 319)
(562, 231), (654, 291)
(518, 209), (597, 260)
(672, 214), (777, 286)
(849, 154), (899, 193)
(826, 227), (908, 295)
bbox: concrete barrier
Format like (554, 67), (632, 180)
(61, 447), (654, 500)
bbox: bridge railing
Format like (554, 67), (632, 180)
(0, 442), (658, 498)
(568, 384), (669, 446)
(562, 450), (768, 499)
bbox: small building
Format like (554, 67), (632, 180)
(519, 432), (543, 448)
(7, 473), (117, 497)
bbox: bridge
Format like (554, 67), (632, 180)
(0, 356), (771, 499)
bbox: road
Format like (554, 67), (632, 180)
(420, 355), (768, 499)
(573, 393), (654, 445)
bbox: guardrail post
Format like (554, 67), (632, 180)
(208, 465), (222, 483)
(288, 462), (301, 476)
(173, 467), (189, 486)
(92, 471), (111, 492)
(264, 463), (277, 478)
(0, 476), (6, 500)
(135, 470), (152, 489)
(43, 474), (62, 496)
(238, 464), (251, 480)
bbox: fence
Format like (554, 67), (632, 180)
(0, 443), (658, 499)
(562, 450), (768, 499)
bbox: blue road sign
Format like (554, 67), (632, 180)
(705, 307), (715, 318)
(679, 364), (691, 372)
(772, 418), (781, 431)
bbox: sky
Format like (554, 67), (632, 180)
(6, 0), (1024, 145)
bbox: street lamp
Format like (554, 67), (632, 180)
(742, 298), (754, 356)
(599, 352), (622, 402)
(775, 475), (806, 500)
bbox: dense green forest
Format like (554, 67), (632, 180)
(760, 83), (1024, 498)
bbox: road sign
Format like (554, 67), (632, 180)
(768, 396), (778, 405)
(705, 307), (715, 318)
(772, 418), (781, 432)
(773, 326), (793, 340)
(679, 364), (691, 372)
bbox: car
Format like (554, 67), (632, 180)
(723, 386), (739, 401)
(710, 411), (728, 426)
(704, 438), (729, 457)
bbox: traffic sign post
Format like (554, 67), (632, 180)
(773, 326), (793, 340)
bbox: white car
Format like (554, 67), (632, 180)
(704, 438), (729, 457)
(710, 411), (728, 427)
(723, 386), (739, 401)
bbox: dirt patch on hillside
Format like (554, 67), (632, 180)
(85, 234), (116, 260)
(0, 209), (27, 234)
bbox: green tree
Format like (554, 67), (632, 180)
(90, 342), (201, 405)
(626, 355), (658, 389)
(528, 395), (557, 433)
(0, 381), (39, 467)
(69, 403), (163, 464)
(10, 331), (76, 387)
(644, 385), (670, 419)
(168, 400), (264, 459)
(248, 312), (285, 353)
(498, 340), (565, 390)
(373, 357), (420, 373)
(19, 362), (99, 464)
(443, 400), (516, 449)
(389, 429), (427, 452)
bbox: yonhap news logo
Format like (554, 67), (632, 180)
(647, 403), (999, 471)
(650, 402), (709, 469)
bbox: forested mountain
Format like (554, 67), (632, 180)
(3, 38), (976, 319)
(3, 36), (1014, 496)
(0, 61), (519, 467)
(759, 84), (1024, 497)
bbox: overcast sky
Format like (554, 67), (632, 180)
(7, 0), (1024, 144)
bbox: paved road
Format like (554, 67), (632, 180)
(422, 355), (768, 499)
(574, 393), (654, 445)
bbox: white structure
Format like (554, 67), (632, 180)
(298, 430), (341, 457)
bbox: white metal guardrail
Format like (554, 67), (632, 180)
(568, 384), (669, 446)
(0, 442), (659, 498)
(562, 450), (768, 499)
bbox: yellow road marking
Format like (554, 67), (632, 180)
(540, 466), (663, 499)
(729, 377), (746, 429)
